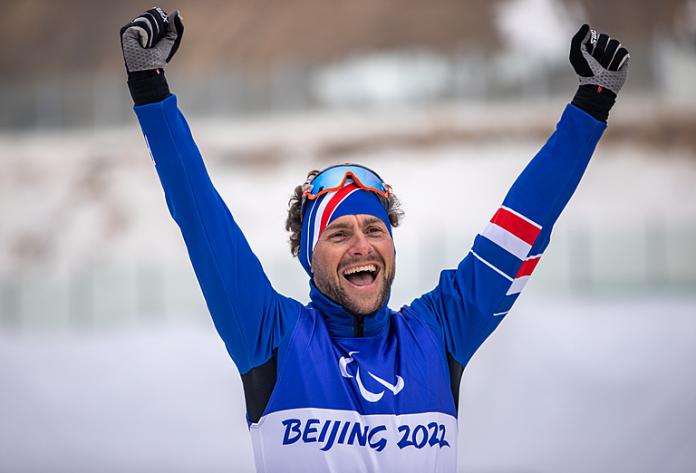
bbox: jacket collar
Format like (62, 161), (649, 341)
(308, 280), (390, 338)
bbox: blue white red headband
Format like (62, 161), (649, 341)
(299, 182), (392, 275)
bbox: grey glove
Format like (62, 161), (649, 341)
(120, 8), (184, 73)
(570, 24), (629, 95)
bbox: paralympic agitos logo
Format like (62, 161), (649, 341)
(338, 351), (404, 402)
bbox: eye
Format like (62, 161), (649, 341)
(328, 231), (348, 241)
(366, 226), (385, 235)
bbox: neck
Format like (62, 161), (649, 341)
(308, 280), (390, 338)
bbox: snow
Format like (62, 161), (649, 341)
(1, 295), (695, 472)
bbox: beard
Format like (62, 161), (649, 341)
(316, 261), (396, 316)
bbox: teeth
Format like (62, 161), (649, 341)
(343, 264), (377, 276)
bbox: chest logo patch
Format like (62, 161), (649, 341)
(338, 351), (405, 402)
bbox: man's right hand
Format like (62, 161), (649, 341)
(120, 7), (184, 74)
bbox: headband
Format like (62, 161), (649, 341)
(298, 182), (392, 275)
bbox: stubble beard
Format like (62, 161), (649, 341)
(316, 263), (396, 316)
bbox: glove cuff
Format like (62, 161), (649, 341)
(127, 69), (171, 106)
(571, 84), (616, 122)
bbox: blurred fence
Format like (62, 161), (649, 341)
(1, 40), (693, 131)
(1, 223), (694, 333)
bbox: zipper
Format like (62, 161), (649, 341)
(353, 314), (364, 337)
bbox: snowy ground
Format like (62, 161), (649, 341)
(2, 294), (695, 473)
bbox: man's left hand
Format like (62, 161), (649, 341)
(570, 24), (629, 96)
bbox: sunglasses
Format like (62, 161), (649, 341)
(300, 163), (391, 220)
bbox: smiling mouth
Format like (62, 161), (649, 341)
(342, 264), (380, 287)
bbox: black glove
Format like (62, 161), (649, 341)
(569, 24), (630, 122)
(120, 8), (184, 105)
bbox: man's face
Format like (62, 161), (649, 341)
(312, 214), (395, 315)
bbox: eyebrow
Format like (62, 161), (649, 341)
(361, 217), (382, 226)
(324, 217), (384, 232)
(325, 222), (353, 231)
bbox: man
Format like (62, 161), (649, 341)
(120, 8), (628, 472)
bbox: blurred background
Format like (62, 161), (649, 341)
(1, 0), (695, 471)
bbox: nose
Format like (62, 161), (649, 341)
(348, 229), (373, 257)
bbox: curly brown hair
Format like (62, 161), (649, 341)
(285, 168), (404, 257)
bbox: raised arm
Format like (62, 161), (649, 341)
(120, 9), (302, 375)
(410, 25), (630, 368)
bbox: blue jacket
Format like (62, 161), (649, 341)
(134, 96), (605, 472)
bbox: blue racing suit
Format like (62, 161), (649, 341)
(134, 95), (606, 472)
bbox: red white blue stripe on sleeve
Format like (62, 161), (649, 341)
(506, 254), (541, 295)
(481, 206), (541, 259)
(470, 206), (545, 312)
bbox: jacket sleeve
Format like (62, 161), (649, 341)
(134, 95), (302, 375)
(409, 104), (606, 367)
